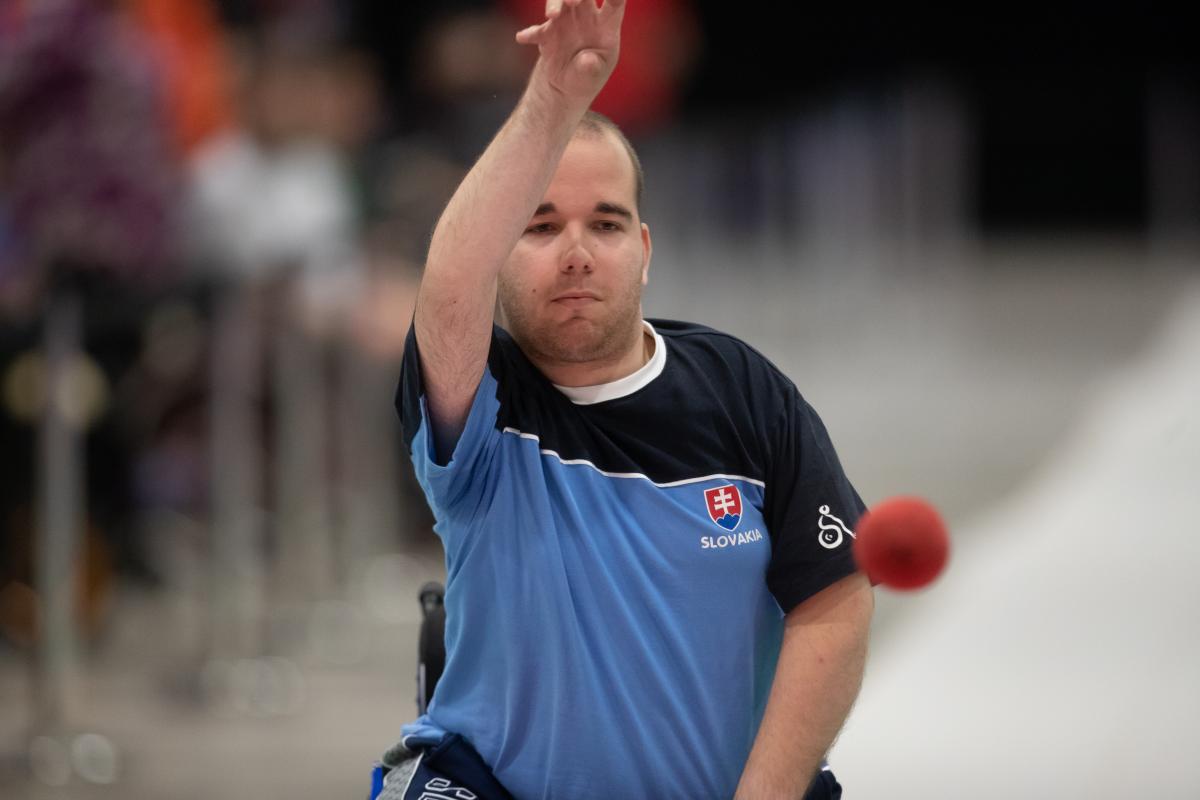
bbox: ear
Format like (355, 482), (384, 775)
(640, 222), (652, 285)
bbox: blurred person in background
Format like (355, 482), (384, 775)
(346, 0), (529, 272)
(0, 0), (184, 646)
(377, 1), (872, 798)
(183, 4), (444, 588)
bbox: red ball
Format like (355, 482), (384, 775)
(852, 496), (950, 591)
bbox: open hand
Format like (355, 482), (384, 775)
(516, 0), (625, 106)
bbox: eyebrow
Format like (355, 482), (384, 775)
(595, 202), (633, 221)
(532, 202), (634, 221)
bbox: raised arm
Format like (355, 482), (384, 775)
(414, 0), (625, 460)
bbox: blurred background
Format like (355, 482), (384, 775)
(1, 1), (1196, 798)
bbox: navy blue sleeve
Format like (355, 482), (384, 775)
(763, 387), (865, 613)
(396, 325), (426, 453)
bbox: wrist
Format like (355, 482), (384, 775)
(523, 61), (594, 123)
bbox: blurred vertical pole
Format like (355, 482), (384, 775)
(334, 337), (401, 578)
(898, 80), (974, 268)
(793, 97), (884, 281)
(272, 295), (333, 605)
(209, 287), (265, 658)
(1148, 80), (1200, 251)
(34, 291), (83, 731)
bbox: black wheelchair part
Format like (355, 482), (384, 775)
(417, 581), (446, 715)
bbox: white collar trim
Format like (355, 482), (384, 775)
(553, 321), (666, 405)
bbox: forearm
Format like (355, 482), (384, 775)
(735, 574), (873, 800)
(422, 79), (584, 306)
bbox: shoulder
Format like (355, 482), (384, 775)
(650, 318), (796, 395)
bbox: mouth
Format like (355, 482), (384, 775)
(551, 292), (600, 308)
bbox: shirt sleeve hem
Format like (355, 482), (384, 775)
(770, 554), (860, 615)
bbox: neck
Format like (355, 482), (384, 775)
(533, 321), (652, 388)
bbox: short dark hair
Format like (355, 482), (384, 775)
(575, 111), (644, 211)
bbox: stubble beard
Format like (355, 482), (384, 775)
(499, 276), (644, 368)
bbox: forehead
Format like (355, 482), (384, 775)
(543, 131), (638, 211)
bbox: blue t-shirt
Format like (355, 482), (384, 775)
(396, 319), (863, 800)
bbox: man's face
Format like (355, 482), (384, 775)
(498, 130), (652, 368)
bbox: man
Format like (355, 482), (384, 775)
(381, 0), (874, 797)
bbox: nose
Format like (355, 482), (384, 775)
(559, 228), (594, 274)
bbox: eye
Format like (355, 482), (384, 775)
(593, 220), (622, 232)
(524, 223), (556, 235)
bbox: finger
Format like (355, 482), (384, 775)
(599, 0), (625, 22)
(515, 21), (549, 44)
(545, 0), (562, 18)
(557, 0), (590, 29)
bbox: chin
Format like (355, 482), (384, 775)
(547, 331), (609, 363)
(534, 320), (614, 363)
